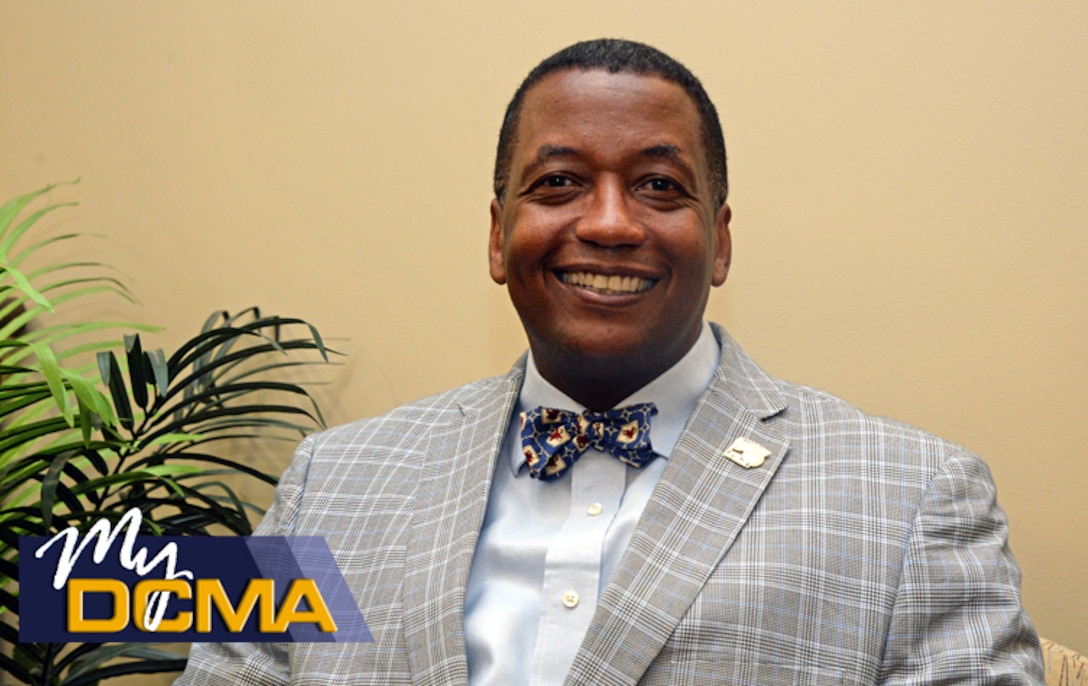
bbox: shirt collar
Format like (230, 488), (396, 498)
(509, 321), (721, 475)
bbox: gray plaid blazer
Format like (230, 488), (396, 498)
(179, 324), (1043, 685)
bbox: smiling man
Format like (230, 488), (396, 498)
(180, 39), (1044, 685)
(489, 67), (730, 411)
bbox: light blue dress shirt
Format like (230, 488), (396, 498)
(464, 322), (721, 686)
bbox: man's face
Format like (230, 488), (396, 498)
(489, 69), (731, 407)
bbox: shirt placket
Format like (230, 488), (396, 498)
(528, 450), (626, 685)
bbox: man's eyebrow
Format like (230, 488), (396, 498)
(518, 143), (697, 182)
(521, 144), (578, 178)
(643, 144), (682, 160)
(642, 144), (696, 179)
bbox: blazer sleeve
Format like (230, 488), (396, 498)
(174, 435), (316, 686)
(879, 449), (1044, 684)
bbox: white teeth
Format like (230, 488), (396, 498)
(559, 271), (655, 295)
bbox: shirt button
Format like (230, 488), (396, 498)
(587, 502), (604, 517)
(561, 589), (580, 608)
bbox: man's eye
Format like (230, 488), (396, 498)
(542, 175), (571, 187)
(645, 178), (678, 193)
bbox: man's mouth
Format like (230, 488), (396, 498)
(557, 271), (656, 295)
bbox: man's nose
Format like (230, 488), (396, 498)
(574, 180), (646, 247)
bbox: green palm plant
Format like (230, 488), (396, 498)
(0, 182), (336, 685)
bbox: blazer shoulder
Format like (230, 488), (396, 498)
(306, 369), (523, 450)
(275, 370), (522, 526)
(769, 376), (987, 489)
(787, 377), (961, 439)
(710, 322), (973, 470)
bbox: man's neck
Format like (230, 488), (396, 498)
(528, 322), (715, 411)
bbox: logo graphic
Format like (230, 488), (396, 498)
(19, 508), (372, 643)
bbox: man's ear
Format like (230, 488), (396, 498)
(488, 199), (507, 285)
(711, 203), (732, 287)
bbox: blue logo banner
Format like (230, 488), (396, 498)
(20, 523), (372, 643)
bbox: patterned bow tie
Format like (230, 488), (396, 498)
(519, 402), (659, 481)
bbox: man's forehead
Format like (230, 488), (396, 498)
(512, 69), (705, 169)
(519, 67), (694, 111)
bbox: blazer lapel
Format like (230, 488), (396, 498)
(402, 370), (522, 686)
(566, 327), (790, 686)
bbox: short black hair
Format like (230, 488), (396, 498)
(493, 38), (728, 210)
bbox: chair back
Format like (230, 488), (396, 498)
(1044, 639), (1088, 686)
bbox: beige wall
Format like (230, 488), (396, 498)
(4, 0), (1085, 659)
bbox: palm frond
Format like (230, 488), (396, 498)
(0, 183), (338, 685)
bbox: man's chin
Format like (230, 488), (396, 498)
(548, 331), (648, 364)
(534, 334), (667, 383)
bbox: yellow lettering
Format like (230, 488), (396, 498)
(64, 576), (338, 636)
(196, 578), (275, 632)
(133, 579), (192, 632)
(67, 578), (129, 632)
(271, 578), (337, 633)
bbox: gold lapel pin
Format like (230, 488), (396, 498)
(724, 437), (771, 469)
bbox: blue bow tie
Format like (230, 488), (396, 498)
(519, 403), (659, 481)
